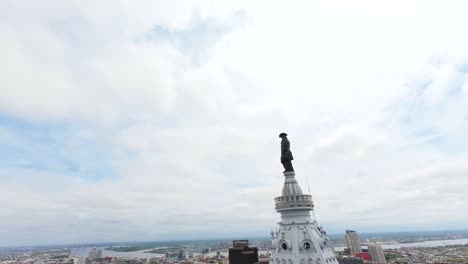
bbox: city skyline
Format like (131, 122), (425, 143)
(2, 0), (468, 247)
(2, 228), (468, 248)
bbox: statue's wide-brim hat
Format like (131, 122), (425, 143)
(279, 132), (287, 137)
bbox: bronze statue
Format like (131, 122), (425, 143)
(279, 132), (294, 172)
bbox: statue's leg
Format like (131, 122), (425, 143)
(286, 161), (294, 172)
(281, 161), (288, 172)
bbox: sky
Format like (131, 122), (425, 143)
(1, 0), (468, 247)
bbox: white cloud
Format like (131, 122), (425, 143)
(1, 0), (468, 246)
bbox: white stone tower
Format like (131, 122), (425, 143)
(270, 171), (339, 264)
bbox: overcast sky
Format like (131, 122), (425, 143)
(1, 0), (468, 247)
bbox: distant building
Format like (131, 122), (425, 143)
(368, 242), (386, 263)
(88, 248), (97, 260)
(354, 252), (371, 261)
(343, 248), (352, 255)
(345, 230), (362, 254)
(96, 249), (103, 259)
(178, 249), (185, 260)
(74, 257), (85, 264)
(228, 240), (258, 264)
(337, 257), (364, 264)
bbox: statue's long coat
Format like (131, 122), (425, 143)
(281, 137), (294, 162)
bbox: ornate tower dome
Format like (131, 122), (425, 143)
(271, 134), (338, 264)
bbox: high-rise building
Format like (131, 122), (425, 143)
(74, 257), (86, 264)
(178, 249), (185, 260)
(96, 249), (102, 259)
(88, 248), (97, 260)
(368, 242), (386, 263)
(345, 230), (362, 254)
(229, 240), (258, 264)
(187, 244), (194, 259)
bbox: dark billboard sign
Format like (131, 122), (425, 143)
(233, 240), (249, 248)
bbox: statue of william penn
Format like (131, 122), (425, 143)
(279, 132), (294, 172)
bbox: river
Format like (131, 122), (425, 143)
(71, 247), (165, 258)
(333, 238), (468, 252)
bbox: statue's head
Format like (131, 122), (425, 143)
(279, 132), (287, 138)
